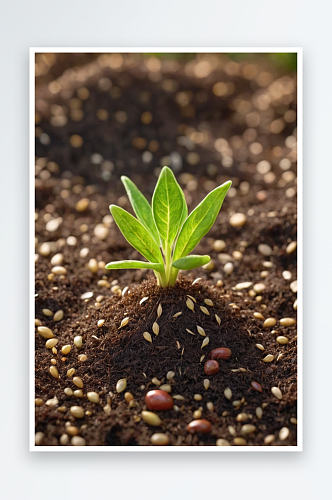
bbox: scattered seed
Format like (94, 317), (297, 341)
(97, 319), (105, 327)
(236, 413), (248, 422)
(176, 341), (181, 350)
(290, 280), (297, 293)
(67, 368), (75, 377)
(187, 295), (197, 303)
(66, 425), (79, 436)
(279, 427), (290, 441)
(262, 354), (274, 363)
(152, 322), (159, 336)
(73, 389), (83, 398)
(64, 387), (73, 396)
(196, 325), (206, 337)
(258, 244), (272, 256)
(186, 297), (195, 312)
(140, 297), (149, 305)
(52, 266), (67, 275)
(61, 345), (71, 355)
(256, 344), (265, 351)
(150, 433), (169, 446)
(253, 283), (266, 293)
(233, 437), (247, 445)
(263, 318), (277, 328)
(229, 213), (247, 228)
(71, 436), (86, 446)
(264, 434), (275, 445)
(70, 406), (84, 418)
(88, 258), (98, 274)
(235, 282), (253, 290)
(290, 417), (297, 425)
(241, 424), (256, 435)
(80, 291), (93, 300)
(228, 425), (237, 437)
(216, 438), (230, 446)
(143, 332), (152, 343)
(194, 394), (203, 401)
(53, 310), (64, 322)
(186, 419), (212, 434)
(35, 318), (42, 326)
(166, 371), (175, 380)
(201, 337), (210, 348)
(78, 354), (87, 362)
(224, 262), (234, 275)
(271, 387), (282, 399)
(251, 381), (263, 393)
(200, 306), (210, 316)
(119, 317), (129, 329)
(173, 395), (185, 401)
(204, 360), (219, 375)
(87, 392), (99, 403)
(152, 377), (161, 386)
(74, 336), (83, 348)
(60, 434), (69, 445)
(215, 314), (221, 325)
(280, 317), (296, 326)
(73, 377), (83, 389)
(35, 398), (44, 406)
(203, 299), (213, 307)
(286, 241), (297, 254)
(186, 329), (195, 336)
(49, 366), (59, 378)
(37, 326), (54, 339)
(210, 347), (232, 360)
(256, 407), (263, 419)
(45, 338), (58, 349)
(282, 270), (292, 280)
(200, 355), (205, 363)
(173, 311), (182, 318)
(277, 336), (289, 345)
(103, 404), (111, 415)
(35, 432), (45, 446)
(224, 387), (232, 400)
(42, 308), (53, 317)
(254, 312), (264, 320)
(116, 378), (127, 393)
(46, 396), (58, 406)
(141, 411), (161, 426)
(193, 410), (202, 419)
(203, 379), (210, 390)
(157, 304), (162, 318)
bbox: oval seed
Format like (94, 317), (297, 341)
(87, 392), (100, 403)
(166, 371), (175, 380)
(241, 424), (256, 435)
(210, 347), (232, 360)
(53, 310), (63, 321)
(263, 318), (277, 328)
(280, 317), (296, 327)
(271, 387), (282, 399)
(251, 381), (263, 392)
(74, 336), (83, 348)
(159, 384), (171, 393)
(216, 438), (230, 446)
(215, 314), (221, 325)
(66, 426), (79, 436)
(262, 354), (274, 363)
(64, 387), (73, 396)
(52, 266), (67, 275)
(97, 319), (105, 327)
(42, 308), (53, 317)
(201, 337), (210, 348)
(35, 432), (45, 446)
(194, 394), (203, 401)
(197, 325), (206, 336)
(236, 413), (248, 422)
(256, 407), (263, 419)
(200, 306), (210, 315)
(204, 299), (213, 306)
(150, 433), (169, 446)
(35, 398), (44, 406)
(71, 436), (86, 446)
(45, 338), (58, 349)
(88, 258), (98, 273)
(286, 241), (297, 254)
(141, 411), (161, 426)
(49, 366), (59, 378)
(124, 392), (134, 403)
(35, 318), (42, 326)
(73, 377), (83, 388)
(145, 390), (173, 410)
(143, 332), (152, 343)
(37, 326), (54, 339)
(51, 253), (64, 266)
(157, 304), (162, 318)
(279, 427), (290, 441)
(46, 396), (58, 406)
(152, 322), (159, 335)
(233, 437), (247, 445)
(224, 387), (232, 400)
(277, 336), (289, 344)
(204, 360), (219, 375)
(229, 213), (246, 227)
(116, 378), (127, 393)
(186, 298), (195, 312)
(74, 389), (83, 398)
(193, 410), (202, 419)
(203, 379), (210, 390)
(70, 406), (84, 418)
(254, 312), (264, 320)
(186, 419), (211, 434)
(256, 344), (265, 351)
(67, 368), (75, 377)
(173, 311), (182, 318)
(61, 345), (72, 355)
(81, 291), (93, 300)
(253, 283), (266, 293)
(119, 317), (129, 329)
(60, 434), (69, 445)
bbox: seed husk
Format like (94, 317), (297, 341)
(277, 336), (289, 344)
(141, 411), (161, 426)
(119, 317), (129, 329)
(256, 407), (263, 419)
(204, 299), (213, 306)
(37, 326), (54, 339)
(280, 317), (296, 326)
(152, 322), (159, 336)
(166, 371), (175, 380)
(262, 354), (274, 363)
(224, 387), (232, 400)
(187, 294), (196, 303)
(42, 308), (53, 317)
(263, 318), (277, 328)
(87, 391), (100, 403)
(140, 296), (149, 305)
(74, 336), (83, 348)
(216, 438), (230, 446)
(186, 298), (195, 312)
(54, 310), (64, 321)
(173, 311), (182, 318)
(279, 427), (290, 441)
(49, 366), (59, 378)
(186, 328), (195, 335)
(116, 378), (127, 393)
(143, 331), (152, 343)
(67, 368), (75, 377)
(241, 424), (256, 435)
(150, 433), (169, 446)
(203, 379), (210, 390)
(233, 437), (247, 445)
(215, 314), (221, 325)
(61, 345), (72, 355)
(157, 304), (162, 318)
(45, 338), (58, 349)
(271, 387), (282, 399)
(200, 306), (210, 315)
(196, 325), (206, 336)
(97, 319), (105, 327)
(201, 337), (210, 348)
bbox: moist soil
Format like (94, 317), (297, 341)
(35, 53), (297, 446)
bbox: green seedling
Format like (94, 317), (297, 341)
(106, 166), (231, 287)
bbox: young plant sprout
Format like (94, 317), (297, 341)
(106, 166), (231, 287)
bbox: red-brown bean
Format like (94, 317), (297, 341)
(145, 390), (173, 411)
(186, 419), (212, 434)
(210, 347), (232, 360)
(204, 360), (219, 375)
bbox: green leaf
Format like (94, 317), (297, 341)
(105, 260), (164, 272)
(110, 205), (163, 264)
(152, 166), (187, 248)
(121, 176), (160, 244)
(172, 255), (211, 270)
(173, 181), (232, 260)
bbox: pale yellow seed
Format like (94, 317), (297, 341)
(196, 325), (206, 336)
(186, 328), (195, 335)
(228, 425), (237, 437)
(152, 377), (161, 386)
(290, 417), (297, 425)
(70, 406), (84, 418)
(157, 304), (162, 318)
(42, 308), (53, 317)
(125, 392), (134, 403)
(78, 354), (87, 362)
(52, 347), (57, 354)
(140, 296), (149, 305)
(280, 317), (296, 327)
(87, 392), (100, 403)
(35, 432), (45, 446)
(186, 298), (195, 312)
(224, 387), (232, 400)
(204, 298), (213, 306)
(194, 394), (203, 401)
(200, 355), (205, 363)
(46, 396), (58, 406)
(216, 438), (230, 446)
(277, 336), (289, 344)
(193, 410), (202, 419)
(51, 266), (67, 275)
(116, 378), (127, 393)
(253, 283), (266, 293)
(119, 317), (129, 329)
(256, 344), (265, 351)
(233, 437), (247, 446)
(97, 319), (105, 327)
(262, 354), (274, 363)
(233, 400), (242, 407)
(64, 387), (73, 396)
(150, 433), (169, 445)
(206, 402), (214, 411)
(215, 314), (221, 326)
(200, 306), (210, 315)
(45, 338), (58, 349)
(166, 371), (175, 380)
(254, 312), (264, 320)
(103, 404), (111, 415)
(88, 258), (98, 273)
(173, 395), (185, 401)
(176, 341), (181, 350)
(37, 326), (54, 339)
(241, 424), (256, 435)
(173, 311), (182, 318)
(264, 434), (275, 444)
(141, 411), (161, 426)
(236, 413), (248, 422)
(263, 318), (277, 328)
(60, 434), (69, 445)
(271, 387), (282, 399)
(66, 426), (79, 436)
(54, 310), (64, 321)
(286, 241), (297, 254)
(49, 366), (59, 378)
(74, 336), (83, 348)
(61, 345), (71, 355)
(73, 377), (83, 388)
(35, 318), (42, 326)
(97, 280), (109, 288)
(187, 295), (196, 303)
(201, 337), (210, 348)
(73, 389), (83, 398)
(279, 427), (290, 441)
(152, 322), (159, 335)
(143, 332), (152, 343)
(67, 368), (75, 377)
(204, 379), (210, 390)
(256, 407), (263, 419)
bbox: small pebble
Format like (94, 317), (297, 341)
(213, 239), (226, 252)
(150, 433), (170, 446)
(186, 419), (211, 434)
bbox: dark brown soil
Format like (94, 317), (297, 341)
(34, 53), (297, 446)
